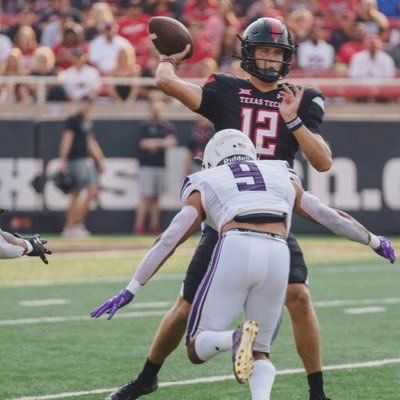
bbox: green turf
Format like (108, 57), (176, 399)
(0, 235), (399, 400)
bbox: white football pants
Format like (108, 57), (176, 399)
(186, 229), (290, 353)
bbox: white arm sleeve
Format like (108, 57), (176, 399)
(0, 232), (25, 259)
(126, 205), (199, 294)
(300, 192), (370, 244)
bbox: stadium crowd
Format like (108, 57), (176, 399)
(0, 0), (399, 103)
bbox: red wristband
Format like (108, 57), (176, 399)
(161, 57), (177, 68)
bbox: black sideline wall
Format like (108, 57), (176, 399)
(0, 119), (399, 234)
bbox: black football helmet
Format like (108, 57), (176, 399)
(240, 18), (296, 83)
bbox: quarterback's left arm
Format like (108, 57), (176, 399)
(279, 85), (332, 172)
(90, 191), (205, 320)
(293, 183), (396, 264)
(291, 127), (332, 172)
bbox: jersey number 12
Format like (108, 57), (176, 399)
(241, 108), (279, 157)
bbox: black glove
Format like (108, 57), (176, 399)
(13, 233), (52, 265)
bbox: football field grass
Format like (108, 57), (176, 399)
(0, 235), (399, 400)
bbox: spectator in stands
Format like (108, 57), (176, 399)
(117, 0), (151, 46)
(59, 95), (105, 238)
(286, 8), (314, 43)
(348, 34), (396, 77)
(232, 0), (258, 17)
(106, 44), (140, 102)
(0, 47), (31, 103)
(217, 26), (240, 69)
(117, 0), (151, 67)
(182, 0), (216, 24)
(0, 30), (12, 63)
(13, 25), (38, 74)
(329, 9), (357, 52)
(246, 0), (284, 22)
(203, 0), (240, 53)
(7, 6), (40, 43)
(337, 22), (368, 65)
(30, 46), (68, 102)
(183, 116), (214, 176)
(281, 0), (319, 16)
(144, 0), (178, 17)
(134, 100), (177, 235)
(387, 19), (400, 48)
(52, 23), (86, 70)
(62, 47), (101, 100)
(386, 30), (400, 68)
(297, 26), (335, 70)
(88, 20), (131, 74)
(39, 0), (82, 48)
(355, 0), (389, 35)
(40, 0), (82, 24)
(180, 20), (214, 76)
(317, 0), (358, 17)
(84, 1), (115, 41)
(0, 0), (21, 15)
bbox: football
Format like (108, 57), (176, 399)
(148, 16), (194, 60)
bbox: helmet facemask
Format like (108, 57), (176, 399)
(241, 42), (293, 83)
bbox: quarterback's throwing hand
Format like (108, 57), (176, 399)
(90, 289), (134, 320)
(374, 236), (396, 264)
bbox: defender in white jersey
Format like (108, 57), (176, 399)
(91, 130), (395, 400)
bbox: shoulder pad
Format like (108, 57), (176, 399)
(303, 86), (324, 100)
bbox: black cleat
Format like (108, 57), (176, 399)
(106, 376), (158, 400)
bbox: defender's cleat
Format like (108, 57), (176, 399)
(106, 376), (158, 400)
(232, 320), (259, 384)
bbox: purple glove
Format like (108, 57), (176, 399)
(374, 236), (396, 264)
(90, 289), (134, 320)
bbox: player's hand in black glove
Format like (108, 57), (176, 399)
(13, 233), (52, 264)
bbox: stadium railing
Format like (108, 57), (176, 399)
(0, 76), (399, 103)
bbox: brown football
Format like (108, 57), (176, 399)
(148, 16), (194, 60)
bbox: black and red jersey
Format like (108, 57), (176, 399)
(195, 73), (325, 167)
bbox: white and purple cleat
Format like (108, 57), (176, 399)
(232, 320), (259, 384)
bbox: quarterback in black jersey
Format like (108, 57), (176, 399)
(198, 74), (325, 167)
(104, 17), (332, 400)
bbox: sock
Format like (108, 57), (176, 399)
(140, 358), (162, 385)
(307, 371), (325, 395)
(194, 330), (234, 361)
(249, 359), (276, 400)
